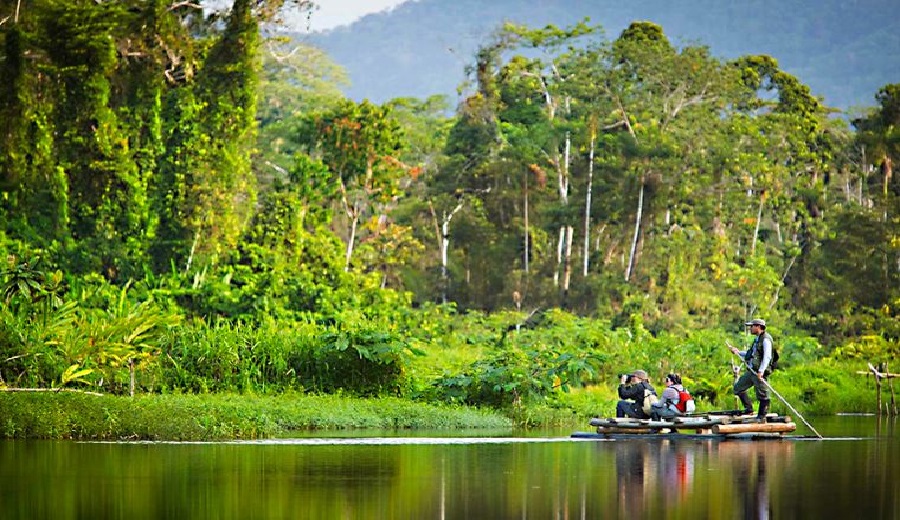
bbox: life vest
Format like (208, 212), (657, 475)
(745, 332), (779, 372)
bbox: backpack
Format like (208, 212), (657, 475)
(642, 388), (659, 416)
(674, 388), (695, 414)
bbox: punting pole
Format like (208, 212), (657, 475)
(758, 377), (823, 438)
(727, 342), (824, 439)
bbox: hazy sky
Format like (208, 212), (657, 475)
(302, 0), (411, 31)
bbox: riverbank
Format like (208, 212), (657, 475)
(0, 358), (884, 441)
(0, 391), (514, 441)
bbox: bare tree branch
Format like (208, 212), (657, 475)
(168, 1), (202, 11)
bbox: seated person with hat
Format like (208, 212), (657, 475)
(616, 369), (658, 419)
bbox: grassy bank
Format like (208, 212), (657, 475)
(0, 361), (885, 441)
(0, 392), (513, 441)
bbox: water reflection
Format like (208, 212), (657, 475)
(723, 441), (794, 520)
(1, 417), (895, 520)
(610, 438), (796, 519)
(876, 414), (898, 438)
(614, 441), (697, 517)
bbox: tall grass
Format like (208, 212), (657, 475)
(0, 392), (512, 441)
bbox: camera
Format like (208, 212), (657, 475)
(618, 373), (632, 383)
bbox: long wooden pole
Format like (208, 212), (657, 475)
(756, 374), (823, 439)
(727, 342), (823, 439)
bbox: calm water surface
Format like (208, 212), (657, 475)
(1, 416), (897, 519)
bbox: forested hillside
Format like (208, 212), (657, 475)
(304, 0), (900, 111)
(0, 1), (897, 405)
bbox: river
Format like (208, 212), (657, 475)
(1, 415), (897, 519)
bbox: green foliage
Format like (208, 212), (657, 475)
(159, 319), (310, 394)
(58, 364), (94, 388)
(295, 99), (408, 271)
(298, 310), (421, 396)
(1, 255), (63, 313)
(156, 311), (418, 397)
(0, 263), (179, 392)
(431, 311), (604, 408)
(0, 7), (897, 436)
(829, 335), (900, 363)
(0, 392), (510, 440)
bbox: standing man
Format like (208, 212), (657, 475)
(728, 318), (774, 422)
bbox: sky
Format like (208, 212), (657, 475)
(296, 0), (411, 32)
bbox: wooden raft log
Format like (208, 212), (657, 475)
(590, 418), (670, 429)
(712, 422), (796, 434)
(670, 418), (724, 428)
(596, 427), (661, 434)
(590, 416), (725, 430)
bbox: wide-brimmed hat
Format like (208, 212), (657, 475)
(744, 318), (766, 328)
(630, 369), (648, 380)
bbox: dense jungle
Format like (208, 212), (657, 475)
(0, 0), (897, 439)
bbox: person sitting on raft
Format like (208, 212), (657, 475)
(616, 369), (658, 419)
(651, 373), (695, 420)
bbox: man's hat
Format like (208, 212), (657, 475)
(744, 318), (766, 328)
(630, 369), (648, 380)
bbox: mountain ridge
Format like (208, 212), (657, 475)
(296, 0), (899, 111)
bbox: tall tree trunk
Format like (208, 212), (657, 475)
(554, 227), (565, 286)
(440, 216), (451, 303)
(583, 131), (595, 276)
(557, 131), (570, 204)
(524, 167), (530, 275)
(626, 175), (645, 281)
(344, 198), (362, 272)
(859, 145), (866, 205)
(429, 200), (464, 304)
(563, 225), (574, 294)
(554, 131), (572, 286)
(750, 190), (765, 256)
(345, 213), (358, 271)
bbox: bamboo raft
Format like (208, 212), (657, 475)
(571, 412), (799, 440)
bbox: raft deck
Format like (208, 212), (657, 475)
(574, 412), (798, 439)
